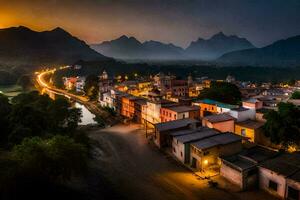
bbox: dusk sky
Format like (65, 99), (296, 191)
(0, 0), (299, 47)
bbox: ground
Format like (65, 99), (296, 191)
(87, 124), (278, 200)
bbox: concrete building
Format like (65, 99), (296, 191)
(234, 120), (265, 143)
(220, 146), (278, 190)
(160, 105), (200, 122)
(202, 114), (235, 133)
(228, 107), (256, 122)
(258, 153), (300, 199)
(153, 118), (199, 148)
(171, 128), (219, 164)
(190, 133), (242, 170)
(193, 99), (237, 117)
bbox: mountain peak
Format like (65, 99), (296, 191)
(211, 31), (227, 39)
(118, 35), (129, 40)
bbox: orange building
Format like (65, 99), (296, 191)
(202, 114), (235, 133)
(242, 98), (263, 110)
(121, 96), (140, 118)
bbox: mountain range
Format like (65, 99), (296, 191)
(218, 35), (300, 66)
(91, 32), (255, 61)
(0, 26), (109, 67)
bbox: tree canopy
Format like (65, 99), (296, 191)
(198, 81), (242, 105)
(291, 91), (300, 99)
(263, 102), (300, 149)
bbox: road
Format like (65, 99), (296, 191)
(88, 124), (276, 200)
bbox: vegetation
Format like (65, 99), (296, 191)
(291, 91), (300, 99)
(0, 92), (89, 199)
(263, 102), (300, 149)
(84, 74), (99, 100)
(198, 81), (242, 105)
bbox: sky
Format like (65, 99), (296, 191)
(0, 0), (299, 48)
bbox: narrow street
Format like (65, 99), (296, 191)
(88, 124), (276, 200)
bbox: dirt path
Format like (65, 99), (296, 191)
(88, 124), (277, 200)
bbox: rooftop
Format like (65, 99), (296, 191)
(221, 155), (257, 171)
(198, 99), (237, 109)
(191, 133), (241, 150)
(164, 105), (199, 113)
(204, 113), (235, 123)
(155, 118), (199, 132)
(231, 107), (249, 112)
(236, 120), (265, 130)
(243, 98), (260, 103)
(174, 128), (219, 143)
(259, 153), (300, 177)
(239, 146), (278, 163)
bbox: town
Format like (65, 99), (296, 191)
(59, 66), (300, 200)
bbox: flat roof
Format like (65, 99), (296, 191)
(198, 99), (237, 109)
(204, 113), (235, 123)
(174, 128), (219, 144)
(243, 98), (260, 103)
(231, 107), (249, 112)
(221, 155), (257, 171)
(164, 105), (199, 113)
(191, 133), (241, 150)
(155, 118), (199, 132)
(259, 153), (300, 177)
(239, 146), (278, 163)
(288, 170), (300, 183)
(236, 120), (265, 130)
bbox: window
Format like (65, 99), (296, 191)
(181, 152), (183, 157)
(288, 186), (299, 200)
(268, 180), (278, 191)
(241, 129), (246, 137)
(203, 151), (209, 155)
(174, 114), (177, 119)
(183, 114), (185, 119)
(173, 148), (176, 153)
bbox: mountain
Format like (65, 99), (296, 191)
(218, 35), (300, 66)
(0, 26), (110, 67)
(185, 32), (255, 60)
(91, 36), (185, 60)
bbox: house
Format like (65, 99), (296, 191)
(75, 77), (85, 92)
(99, 92), (115, 109)
(121, 96), (141, 118)
(228, 107), (256, 122)
(202, 114), (235, 133)
(153, 118), (199, 148)
(172, 128), (219, 164)
(258, 153), (300, 198)
(220, 146), (278, 190)
(99, 70), (113, 98)
(242, 98), (263, 110)
(193, 99), (237, 117)
(234, 120), (265, 143)
(134, 99), (147, 123)
(190, 133), (242, 170)
(170, 79), (188, 97)
(286, 171), (300, 200)
(143, 99), (176, 125)
(160, 105), (200, 122)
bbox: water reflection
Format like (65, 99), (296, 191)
(74, 102), (97, 125)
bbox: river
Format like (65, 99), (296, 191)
(74, 102), (97, 125)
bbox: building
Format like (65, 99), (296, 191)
(258, 153), (300, 199)
(202, 114), (235, 133)
(170, 79), (188, 97)
(99, 70), (113, 99)
(190, 133), (242, 170)
(134, 99), (147, 123)
(121, 95), (141, 118)
(242, 98), (263, 110)
(63, 77), (78, 90)
(172, 128), (219, 164)
(234, 120), (265, 143)
(153, 118), (199, 148)
(193, 99), (237, 117)
(160, 105), (200, 122)
(228, 107), (256, 122)
(75, 77), (86, 92)
(220, 146), (278, 190)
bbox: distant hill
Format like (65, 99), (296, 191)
(218, 35), (300, 66)
(91, 35), (185, 60)
(185, 32), (255, 60)
(0, 26), (110, 67)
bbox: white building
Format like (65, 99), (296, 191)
(228, 107), (256, 122)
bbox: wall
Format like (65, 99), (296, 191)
(235, 125), (255, 142)
(259, 167), (286, 198)
(172, 138), (185, 163)
(203, 120), (234, 133)
(229, 109), (256, 122)
(286, 178), (300, 200)
(220, 161), (243, 188)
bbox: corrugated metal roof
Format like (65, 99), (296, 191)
(204, 113), (235, 123)
(174, 129), (219, 143)
(155, 118), (199, 132)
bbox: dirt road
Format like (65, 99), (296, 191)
(88, 124), (277, 200)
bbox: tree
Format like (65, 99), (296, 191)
(263, 102), (300, 149)
(84, 74), (99, 100)
(0, 94), (12, 145)
(291, 91), (300, 99)
(198, 82), (242, 105)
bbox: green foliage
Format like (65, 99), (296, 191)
(1, 91), (82, 148)
(93, 115), (106, 127)
(103, 106), (117, 117)
(291, 91), (300, 99)
(198, 81), (242, 105)
(84, 74), (99, 100)
(263, 102), (300, 148)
